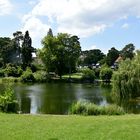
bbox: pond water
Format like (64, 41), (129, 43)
(0, 83), (140, 114)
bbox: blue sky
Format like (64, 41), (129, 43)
(0, 0), (140, 53)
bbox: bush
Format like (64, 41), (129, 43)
(69, 101), (125, 115)
(0, 69), (5, 77)
(20, 67), (35, 82)
(33, 71), (50, 82)
(100, 67), (113, 82)
(4, 64), (23, 77)
(2, 77), (20, 83)
(81, 68), (95, 82)
(4, 64), (17, 77)
(0, 85), (18, 113)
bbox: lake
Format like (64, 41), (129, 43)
(0, 83), (140, 114)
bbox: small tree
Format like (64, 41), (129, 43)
(100, 66), (113, 82)
(81, 68), (95, 82)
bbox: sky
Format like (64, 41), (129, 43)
(0, 0), (140, 53)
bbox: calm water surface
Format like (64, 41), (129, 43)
(0, 83), (140, 114)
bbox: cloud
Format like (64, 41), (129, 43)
(23, 0), (140, 38)
(121, 23), (129, 29)
(0, 0), (13, 15)
(21, 17), (50, 47)
(91, 45), (97, 50)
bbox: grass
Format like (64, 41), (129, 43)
(0, 113), (140, 140)
(62, 73), (83, 79)
(69, 101), (125, 115)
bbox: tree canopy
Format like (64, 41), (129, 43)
(121, 43), (135, 60)
(80, 49), (105, 66)
(40, 30), (81, 78)
(105, 47), (120, 66)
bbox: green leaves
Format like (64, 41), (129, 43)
(40, 30), (81, 78)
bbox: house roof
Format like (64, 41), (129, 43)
(115, 55), (123, 63)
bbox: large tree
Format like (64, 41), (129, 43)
(13, 31), (23, 61)
(40, 31), (81, 78)
(21, 31), (35, 66)
(105, 47), (120, 66)
(0, 37), (19, 66)
(80, 49), (105, 66)
(121, 43), (135, 60)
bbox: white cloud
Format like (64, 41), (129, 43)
(121, 23), (129, 29)
(21, 17), (50, 47)
(0, 0), (13, 15)
(91, 45), (97, 50)
(22, 0), (140, 40)
(28, 1), (37, 6)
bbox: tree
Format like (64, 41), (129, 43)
(13, 31), (23, 62)
(100, 66), (113, 82)
(80, 49), (105, 66)
(47, 28), (53, 37)
(57, 33), (81, 78)
(0, 37), (18, 66)
(112, 51), (140, 99)
(121, 43), (135, 60)
(106, 47), (119, 66)
(21, 31), (35, 66)
(40, 30), (81, 79)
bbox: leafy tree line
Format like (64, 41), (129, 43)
(0, 31), (35, 68)
(0, 28), (136, 83)
(79, 43), (135, 67)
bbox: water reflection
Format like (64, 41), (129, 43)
(14, 83), (111, 114)
(0, 83), (139, 114)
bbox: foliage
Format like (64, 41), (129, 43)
(69, 101), (125, 115)
(0, 69), (5, 77)
(21, 31), (35, 66)
(20, 67), (35, 82)
(33, 71), (50, 82)
(2, 77), (20, 83)
(100, 66), (113, 82)
(112, 51), (140, 99)
(121, 43), (135, 60)
(4, 64), (23, 77)
(105, 47), (119, 66)
(40, 30), (81, 79)
(0, 37), (19, 66)
(0, 85), (18, 113)
(81, 68), (95, 82)
(80, 49), (105, 66)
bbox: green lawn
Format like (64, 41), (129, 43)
(62, 73), (83, 79)
(0, 114), (140, 140)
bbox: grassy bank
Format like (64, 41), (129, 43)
(0, 114), (140, 140)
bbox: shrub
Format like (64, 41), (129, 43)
(20, 67), (35, 82)
(33, 71), (50, 82)
(17, 66), (23, 77)
(2, 77), (20, 83)
(4, 64), (17, 77)
(100, 67), (113, 82)
(4, 64), (23, 77)
(0, 69), (5, 77)
(69, 101), (125, 115)
(81, 68), (95, 82)
(104, 104), (125, 115)
(0, 85), (18, 113)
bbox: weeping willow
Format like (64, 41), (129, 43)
(112, 51), (140, 99)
